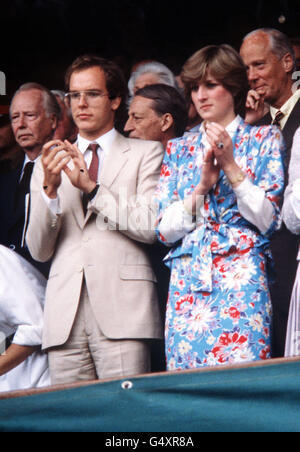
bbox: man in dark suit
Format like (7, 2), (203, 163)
(0, 83), (60, 277)
(0, 108), (23, 173)
(240, 28), (300, 358)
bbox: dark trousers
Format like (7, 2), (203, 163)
(270, 225), (299, 358)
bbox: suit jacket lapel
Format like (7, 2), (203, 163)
(8, 161), (24, 225)
(100, 132), (130, 188)
(255, 112), (272, 127)
(282, 97), (300, 156)
(255, 98), (300, 161)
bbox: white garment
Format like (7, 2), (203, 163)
(158, 116), (275, 244)
(0, 245), (50, 391)
(282, 127), (300, 357)
(282, 128), (300, 243)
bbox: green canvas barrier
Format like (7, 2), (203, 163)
(0, 357), (300, 432)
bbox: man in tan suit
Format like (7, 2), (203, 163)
(26, 55), (164, 385)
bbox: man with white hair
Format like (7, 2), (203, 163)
(128, 61), (179, 98)
(241, 29), (300, 358)
(0, 83), (60, 277)
(240, 28), (300, 163)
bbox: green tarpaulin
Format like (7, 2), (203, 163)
(0, 357), (300, 432)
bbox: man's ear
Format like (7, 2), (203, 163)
(282, 52), (294, 74)
(111, 96), (122, 111)
(51, 114), (58, 131)
(161, 113), (174, 132)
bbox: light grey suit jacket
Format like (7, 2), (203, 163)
(26, 132), (164, 349)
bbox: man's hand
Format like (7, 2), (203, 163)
(245, 89), (267, 125)
(41, 140), (72, 199)
(62, 141), (97, 194)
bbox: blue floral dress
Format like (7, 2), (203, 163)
(155, 118), (285, 370)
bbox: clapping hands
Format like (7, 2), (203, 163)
(41, 140), (96, 198)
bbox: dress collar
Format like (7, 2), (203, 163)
(200, 115), (242, 148)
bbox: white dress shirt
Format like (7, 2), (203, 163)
(270, 89), (300, 129)
(158, 116), (275, 244)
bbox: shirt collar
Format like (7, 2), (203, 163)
(22, 153), (39, 169)
(225, 115), (242, 138)
(200, 115), (242, 146)
(77, 128), (117, 156)
(270, 89), (300, 120)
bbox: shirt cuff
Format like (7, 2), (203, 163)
(13, 325), (43, 347)
(41, 189), (61, 215)
(231, 176), (250, 196)
(158, 199), (199, 244)
(231, 176), (274, 234)
(183, 193), (205, 220)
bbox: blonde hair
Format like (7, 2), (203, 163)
(181, 44), (249, 117)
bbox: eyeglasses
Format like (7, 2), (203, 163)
(65, 90), (110, 104)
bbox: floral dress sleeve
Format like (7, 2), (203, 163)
(155, 138), (184, 244)
(232, 125), (285, 238)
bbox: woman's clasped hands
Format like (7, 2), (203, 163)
(197, 121), (235, 193)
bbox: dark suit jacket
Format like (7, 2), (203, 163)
(0, 157), (50, 278)
(256, 97), (300, 179)
(256, 97), (300, 357)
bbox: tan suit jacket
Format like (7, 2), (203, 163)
(26, 132), (164, 349)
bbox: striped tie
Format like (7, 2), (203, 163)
(272, 110), (284, 129)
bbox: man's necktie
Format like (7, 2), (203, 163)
(88, 143), (100, 183)
(14, 161), (35, 248)
(19, 161), (34, 195)
(82, 143), (99, 215)
(15, 161), (34, 209)
(272, 110), (285, 129)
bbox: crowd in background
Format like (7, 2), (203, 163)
(1, 27), (300, 392)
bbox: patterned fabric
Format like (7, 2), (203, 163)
(155, 117), (285, 370)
